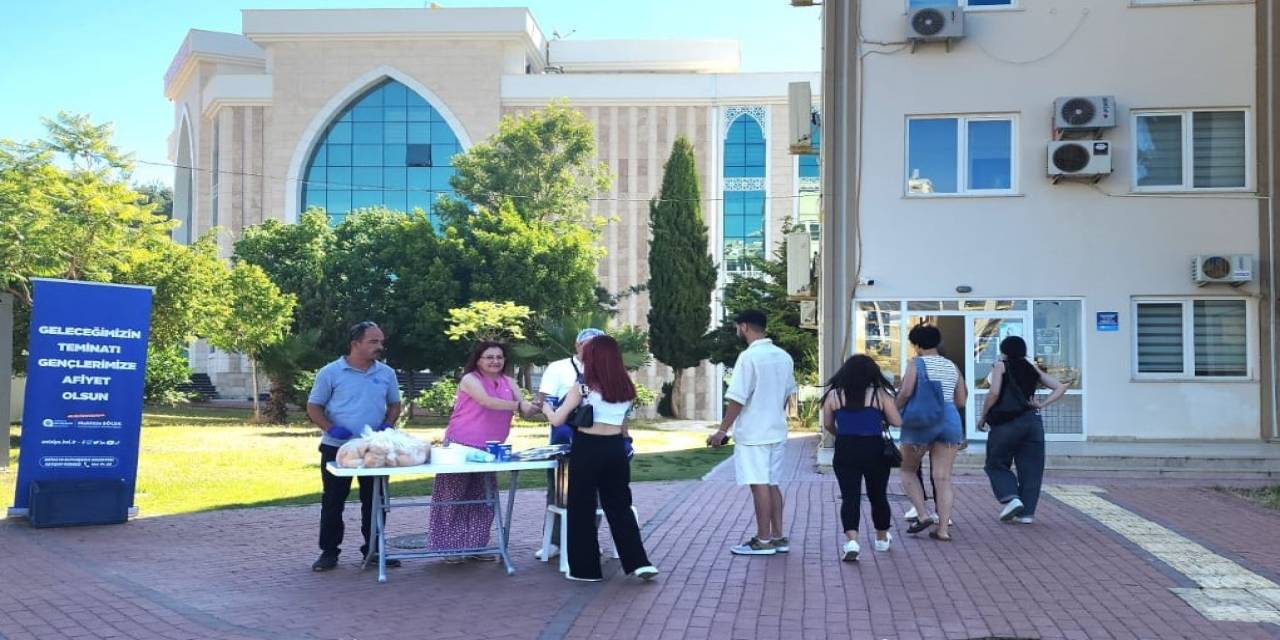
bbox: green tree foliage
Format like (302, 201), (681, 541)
(440, 99), (611, 228)
(134, 181), (173, 221)
(511, 310), (651, 372)
(445, 301), (531, 343)
(208, 262), (296, 419)
(446, 200), (602, 322)
(255, 329), (328, 423)
(646, 136), (716, 417)
(706, 232), (818, 384)
(233, 210), (336, 342)
(0, 114), (225, 404)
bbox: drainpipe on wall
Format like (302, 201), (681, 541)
(816, 0), (859, 466)
(1265, 0), (1280, 442)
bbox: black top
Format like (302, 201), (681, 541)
(1003, 359), (1041, 401)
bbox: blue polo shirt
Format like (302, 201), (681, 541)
(309, 356), (402, 447)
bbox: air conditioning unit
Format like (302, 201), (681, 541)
(1192, 254), (1253, 286)
(907, 6), (964, 44)
(787, 227), (815, 299)
(1048, 140), (1112, 180)
(788, 82), (814, 154)
(1053, 96), (1117, 131)
(799, 300), (818, 330)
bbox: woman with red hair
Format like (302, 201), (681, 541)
(543, 335), (658, 582)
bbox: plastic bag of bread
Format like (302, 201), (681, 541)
(336, 439), (370, 468)
(383, 428), (430, 466)
(342, 426), (431, 468)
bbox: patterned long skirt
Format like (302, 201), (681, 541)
(427, 472), (498, 551)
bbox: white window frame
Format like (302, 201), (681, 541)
(1131, 297), (1253, 381)
(1131, 108), (1252, 193)
(904, 113), (1019, 198)
(907, 0), (1019, 11)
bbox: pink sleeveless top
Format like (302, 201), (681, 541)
(444, 372), (517, 448)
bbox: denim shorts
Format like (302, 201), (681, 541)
(900, 405), (964, 447)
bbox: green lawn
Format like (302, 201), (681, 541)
(1, 407), (730, 517)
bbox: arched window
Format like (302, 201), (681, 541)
(723, 113), (766, 273)
(301, 78), (462, 225)
(173, 116), (194, 244)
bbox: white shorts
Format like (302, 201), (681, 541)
(733, 442), (786, 486)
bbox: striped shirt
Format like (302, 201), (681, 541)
(919, 355), (960, 403)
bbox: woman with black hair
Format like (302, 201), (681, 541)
(895, 324), (966, 541)
(978, 336), (1068, 524)
(821, 355), (903, 561)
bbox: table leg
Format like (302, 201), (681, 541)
(492, 471), (517, 576)
(376, 476), (388, 583)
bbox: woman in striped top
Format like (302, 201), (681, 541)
(895, 324), (967, 542)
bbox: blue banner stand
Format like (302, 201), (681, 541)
(7, 279), (153, 522)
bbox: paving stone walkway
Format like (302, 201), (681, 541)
(1, 435), (1278, 639)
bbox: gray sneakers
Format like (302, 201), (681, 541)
(730, 537), (776, 555)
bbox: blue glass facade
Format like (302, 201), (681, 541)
(723, 115), (766, 272)
(301, 79), (462, 225)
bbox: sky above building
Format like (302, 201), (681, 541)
(0, 0), (822, 186)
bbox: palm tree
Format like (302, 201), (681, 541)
(254, 330), (327, 424)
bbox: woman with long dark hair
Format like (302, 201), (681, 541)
(543, 335), (659, 582)
(429, 341), (540, 560)
(978, 336), (1068, 524)
(822, 354), (903, 561)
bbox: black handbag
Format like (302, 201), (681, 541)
(881, 429), (903, 468)
(568, 383), (594, 430)
(871, 392), (902, 468)
(985, 363), (1033, 426)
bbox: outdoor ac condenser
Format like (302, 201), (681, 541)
(1192, 254), (1253, 286)
(1053, 96), (1117, 132)
(907, 6), (964, 42)
(786, 227), (814, 300)
(788, 81), (814, 154)
(1048, 140), (1112, 179)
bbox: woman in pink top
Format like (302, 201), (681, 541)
(428, 342), (539, 558)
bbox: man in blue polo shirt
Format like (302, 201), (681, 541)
(307, 321), (403, 572)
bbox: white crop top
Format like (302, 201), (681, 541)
(586, 390), (632, 425)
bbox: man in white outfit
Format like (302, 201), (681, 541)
(708, 310), (797, 556)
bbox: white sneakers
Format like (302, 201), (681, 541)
(632, 565), (660, 581)
(844, 533), (891, 561)
(535, 544), (560, 561)
(1015, 516), (1034, 524)
(842, 539), (861, 562)
(873, 533), (893, 552)
(999, 498), (1025, 522)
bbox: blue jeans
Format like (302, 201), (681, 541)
(983, 412), (1045, 515)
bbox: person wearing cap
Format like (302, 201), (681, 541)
(707, 309), (797, 556)
(307, 321), (403, 572)
(533, 327), (604, 561)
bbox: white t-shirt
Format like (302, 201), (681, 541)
(538, 356), (583, 402)
(725, 339), (797, 445)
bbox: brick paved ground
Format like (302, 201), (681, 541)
(1, 436), (1277, 640)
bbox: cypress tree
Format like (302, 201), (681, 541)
(647, 136), (716, 418)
